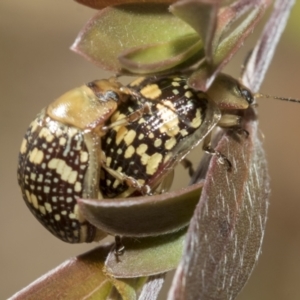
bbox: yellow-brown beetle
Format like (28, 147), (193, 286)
(17, 78), (132, 243)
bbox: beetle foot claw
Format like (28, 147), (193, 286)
(217, 154), (232, 172)
(114, 235), (125, 256)
(142, 185), (152, 196)
(204, 146), (232, 172)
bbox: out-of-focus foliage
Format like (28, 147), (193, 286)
(10, 0), (296, 299)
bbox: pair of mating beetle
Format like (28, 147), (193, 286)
(17, 73), (254, 244)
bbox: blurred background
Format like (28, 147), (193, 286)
(1, 1), (300, 299)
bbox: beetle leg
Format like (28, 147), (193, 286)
(218, 114), (249, 137)
(102, 165), (146, 192)
(120, 86), (141, 98)
(218, 113), (241, 128)
(204, 145), (232, 171)
(100, 160), (152, 196)
(114, 235), (125, 256)
(203, 132), (232, 171)
(181, 158), (195, 177)
(202, 112), (249, 172)
(102, 102), (152, 131)
(154, 170), (175, 194)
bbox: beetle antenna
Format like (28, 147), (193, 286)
(255, 93), (300, 104)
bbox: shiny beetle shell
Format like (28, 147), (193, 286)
(17, 78), (128, 243)
(100, 74), (254, 198)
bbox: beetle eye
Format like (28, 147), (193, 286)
(240, 87), (254, 104)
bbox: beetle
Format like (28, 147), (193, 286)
(100, 73), (254, 199)
(17, 78), (145, 243)
(17, 73), (254, 244)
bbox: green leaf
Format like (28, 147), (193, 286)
(10, 244), (145, 300)
(170, 0), (219, 62)
(74, 0), (177, 10)
(78, 181), (203, 237)
(105, 228), (187, 277)
(110, 277), (147, 300)
(118, 33), (202, 74)
(71, 4), (196, 74)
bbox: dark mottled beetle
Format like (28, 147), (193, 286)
(17, 78), (135, 243)
(100, 74), (254, 199)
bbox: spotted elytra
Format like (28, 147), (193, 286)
(100, 73), (254, 199)
(17, 78), (140, 243)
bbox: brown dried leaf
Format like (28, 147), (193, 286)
(188, 0), (271, 91)
(242, 0), (296, 92)
(138, 274), (165, 300)
(168, 107), (270, 300)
